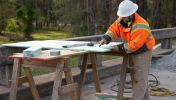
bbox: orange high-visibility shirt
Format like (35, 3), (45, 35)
(105, 13), (155, 53)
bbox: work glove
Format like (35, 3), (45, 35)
(99, 35), (111, 47)
(99, 38), (108, 46)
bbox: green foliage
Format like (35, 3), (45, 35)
(102, 55), (119, 61)
(5, 18), (20, 32)
(17, 0), (36, 40)
(32, 30), (68, 40)
(0, 1), (16, 34)
(70, 23), (88, 37)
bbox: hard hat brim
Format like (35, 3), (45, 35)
(117, 4), (138, 17)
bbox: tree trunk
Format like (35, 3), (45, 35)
(87, 0), (96, 35)
(78, 0), (88, 36)
(100, 0), (109, 23)
(136, 0), (147, 19)
(108, 0), (120, 25)
(172, 0), (176, 26)
(164, 0), (169, 27)
(152, 0), (162, 29)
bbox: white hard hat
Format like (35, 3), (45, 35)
(117, 0), (138, 17)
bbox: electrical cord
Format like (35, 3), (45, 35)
(110, 74), (160, 93)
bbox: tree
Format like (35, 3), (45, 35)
(152, 0), (171, 28)
(172, 0), (176, 26)
(135, 0), (148, 19)
(17, 0), (35, 40)
(87, 0), (96, 35)
(0, 1), (16, 34)
(97, 0), (109, 33)
(108, 0), (121, 25)
(152, 0), (162, 29)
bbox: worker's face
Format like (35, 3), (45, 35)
(121, 15), (133, 23)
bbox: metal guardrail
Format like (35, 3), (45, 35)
(152, 27), (176, 40)
(67, 27), (176, 49)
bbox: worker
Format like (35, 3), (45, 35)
(99, 0), (155, 100)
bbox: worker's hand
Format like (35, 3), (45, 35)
(111, 45), (119, 52)
(99, 38), (108, 47)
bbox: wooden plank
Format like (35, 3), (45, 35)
(51, 59), (64, 100)
(58, 83), (77, 95)
(117, 55), (129, 100)
(90, 53), (101, 93)
(8, 76), (28, 86)
(152, 48), (174, 56)
(63, 58), (78, 100)
(96, 51), (125, 56)
(9, 59), (21, 100)
(78, 53), (88, 100)
(22, 58), (61, 68)
(95, 93), (117, 98)
(23, 67), (40, 100)
(10, 50), (86, 61)
(95, 93), (131, 100)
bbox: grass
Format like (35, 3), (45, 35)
(32, 30), (69, 40)
(102, 55), (119, 61)
(0, 30), (69, 44)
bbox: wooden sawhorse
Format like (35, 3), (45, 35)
(9, 58), (41, 100)
(78, 52), (133, 100)
(9, 50), (133, 100)
(51, 57), (78, 100)
(78, 53), (101, 100)
(8, 50), (83, 100)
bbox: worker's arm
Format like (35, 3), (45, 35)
(99, 19), (120, 46)
(120, 24), (151, 53)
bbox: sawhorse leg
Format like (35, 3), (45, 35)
(63, 58), (78, 100)
(9, 59), (21, 100)
(78, 53), (101, 99)
(51, 59), (64, 100)
(90, 53), (101, 93)
(9, 58), (41, 100)
(78, 54), (88, 99)
(23, 67), (40, 100)
(52, 58), (78, 100)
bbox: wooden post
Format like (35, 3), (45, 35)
(90, 53), (101, 93)
(78, 54), (102, 69)
(78, 53), (88, 100)
(161, 38), (172, 49)
(9, 59), (21, 100)
(63, 57), (78, 100)
(23, 67), (41, 100)
(5, 65), (11, 86)
(51, 59), (64, 100)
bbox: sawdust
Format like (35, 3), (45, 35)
(150, 87), (176, 96)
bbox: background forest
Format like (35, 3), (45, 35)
(0, 0), (176, 41)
